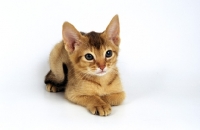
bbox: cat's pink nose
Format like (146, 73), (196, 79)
(99, 65), (105, 70)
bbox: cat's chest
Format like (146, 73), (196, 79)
(91, 74), (121, 95)
(72, 73), (122, 95)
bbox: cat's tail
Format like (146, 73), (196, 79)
(44, 63), (68, 92)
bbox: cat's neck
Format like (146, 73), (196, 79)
(75, 67), (118, 83)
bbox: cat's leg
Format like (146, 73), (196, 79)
(45, 63), (68, 92)
(67, 95), (111, 116)
(101, 91), (125, 106)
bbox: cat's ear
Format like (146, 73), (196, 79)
(105, 15), (120, 46)
(62, 22), (82, 53)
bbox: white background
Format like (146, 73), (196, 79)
(0, 0), (200, 130)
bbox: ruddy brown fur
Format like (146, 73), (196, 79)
(44, 15), (125, 116)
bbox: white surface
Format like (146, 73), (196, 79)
(0, 0), (200, 130)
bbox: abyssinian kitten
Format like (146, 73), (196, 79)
(44, 15), (125, 116)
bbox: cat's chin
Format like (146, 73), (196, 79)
(95, 71), (107, 76)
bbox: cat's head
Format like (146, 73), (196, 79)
(62, 15), (120, 76)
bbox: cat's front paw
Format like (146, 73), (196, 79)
(87, 103), (111, 116)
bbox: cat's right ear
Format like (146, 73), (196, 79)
(105, 15), (120, 46)
(62, 22), (82, 53)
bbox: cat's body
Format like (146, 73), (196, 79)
(45, 15), (125, 116)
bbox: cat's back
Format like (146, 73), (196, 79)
(50, 41), (69, 64)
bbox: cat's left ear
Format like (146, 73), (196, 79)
(62, 22), (82, 53)
(105, 15), (120, 46)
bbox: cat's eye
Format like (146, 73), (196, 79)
(85, 53), (94, 60)
(105, 50), (112, 58)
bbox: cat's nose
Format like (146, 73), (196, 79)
(97, 61), (106, 70)
(99, 65), (105, 70)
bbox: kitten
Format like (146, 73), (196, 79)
(44, 15), (125, 116)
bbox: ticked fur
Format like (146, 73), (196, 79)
(45, 15), (125, 116)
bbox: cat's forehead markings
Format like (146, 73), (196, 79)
(82, 31), (105, 50)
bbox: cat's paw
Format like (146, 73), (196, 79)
(46, 84), (65, 93)
(87, 103), (111, 116)
(46, 84), (57, 92)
